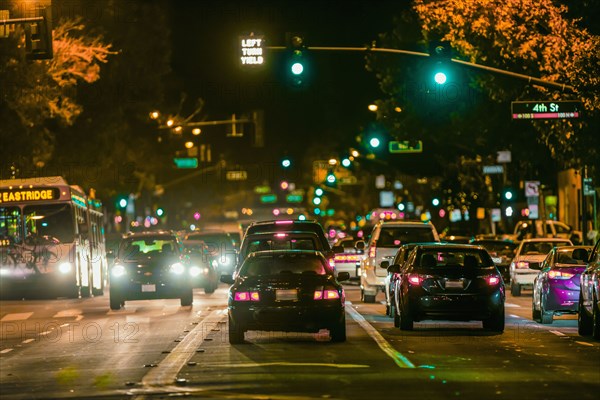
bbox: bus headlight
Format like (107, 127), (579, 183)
(111, 264), (126, 278)
(59, 262), (72, 274)
(190, 266), (202, 277)
(170, 262), (185, 275)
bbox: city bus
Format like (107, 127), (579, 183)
(0, 176), (108, 298)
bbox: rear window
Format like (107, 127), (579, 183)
(377, 227), (436, 248)
(473, 241), (517, 253)
(246, 222), (330, 250)
(239, 253), (330, 276)
(415, 249), (492, 269)
(521, 241), (571, 255)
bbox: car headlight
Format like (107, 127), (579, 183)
(170, 262), (185, 275)
(190, 266), (202, 277)
(59, 262), (72, 274)
(111, 264), (126, 277)
(211, 260), (218, 268)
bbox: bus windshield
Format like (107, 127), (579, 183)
(24, 204), (75, 243)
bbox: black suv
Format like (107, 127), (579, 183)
(109, 231), (193, 310)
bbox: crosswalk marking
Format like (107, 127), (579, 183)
(0, 312), (33, 322)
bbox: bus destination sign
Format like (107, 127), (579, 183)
(511, 101), (582, 120)
(0, 188), (60, 203)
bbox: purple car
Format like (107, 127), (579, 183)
(532, 245), (592, 324)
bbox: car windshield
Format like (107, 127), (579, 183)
(120, 238), (178, 260)
(521, 241), (571, 255)
(377, 227), (436, 247)
(416, 250), (492, 269)
(556, 248), (589, 265)
(239, 253), (329, 276)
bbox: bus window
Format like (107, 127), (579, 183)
(0, 207), (22, 244)
(23, 204), (75, 243)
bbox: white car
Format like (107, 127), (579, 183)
(332, 237), (361, 279)
(356, 220), (440, 303)
(509, 237), (573, 296)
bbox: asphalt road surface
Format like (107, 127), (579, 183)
(1, 282), (598, 399)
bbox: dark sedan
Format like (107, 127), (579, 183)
(109, 231), (194, 310)
(222, 250), (349, 344)
(579, 238), (600, 339)
(392, 243), (505, 332)
(531, 245), (591, 324)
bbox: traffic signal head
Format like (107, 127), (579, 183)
(369, 137), (381, 148)
(281, 158), (291, 168)
(156, 208), (164, 217)
(503, 189), (514, 200)
(286, 33), (309, 87)
(116, 196), (128, 209)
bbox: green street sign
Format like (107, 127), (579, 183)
(260, 194), (277, 204)
(174, 157), (198, 169)
(286, 194), (303, 203)
(389, 140), (423, 154)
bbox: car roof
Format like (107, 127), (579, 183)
(377, 220), (435, 227)
(247, 249), (324, 258)
(520, 238), (573, 243)
(124, 230), (176, 238)
(244, 230), (319, 237)
(248, 219), (319, 226)
(415, 243), (486, 251)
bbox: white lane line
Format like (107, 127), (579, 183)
(575, 341), (594, 347)
(345, 302), (415, 369)
(59, 324), (69, 328)
(39, 331), (52, 336)
(0, 349), (13, 354)
(505, 303), (521, 308)
(201, 362), (369, 369)
(141, 309), (224, 386)
(509, 314), (521, 318)
(549, 330), (566, 337)
(21, 339), (35, 344)
(1, 312), (33, 322)
(52, 309), (83, 318)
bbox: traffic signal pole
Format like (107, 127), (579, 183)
(266, 45), (576, 92)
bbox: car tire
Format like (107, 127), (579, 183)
(363, 294), (376, 303)
(578, 292), (593, 336)
(593, 295), (600, 340)
(330, 315), (346, 343)
(393, 303), (401, 328)
(483, 307), (505, 332)
(540, 298), (553, 324)
(399, 300), (414, 331)
(204, 284), (216, 295)
(180, 289), (193, 306)
(110, 294), (122, 311)
(532, 296), (541, 322)
(228, 314), (245, 344)
(511, 281), (521, 297)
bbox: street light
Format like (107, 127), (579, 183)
(192, 128), (201, 135)
(368, 104), (378, 112)
(150, 111), (159, 119)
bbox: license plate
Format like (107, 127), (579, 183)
(141, 284), (156, 292)
(276, 289), (298, 301)
(445, 280), (463, 288)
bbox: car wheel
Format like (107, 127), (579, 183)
(363, 292), (376, 303)
(540, 297), (553, 324)
(204, 284), (216, 295)
(578, 292), (593, 336)
(399, 300), (414, 331)
(483, 307), (505, 332)
(109, 294), (122, 310)
(511, 281), (521, 297)
(532, 296), (541, 322)
(593, 295), (600, 340)
(180, 289), (193, 306)
(228, 314), (245, 344)
(393, 302), (401, 328)
(330, 314), (346, 343)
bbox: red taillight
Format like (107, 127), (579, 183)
(234, 291), (260, 302)
(408, 274), (422, 285)
(486, 276), (501, 285)
(515, 261), (529, 269)
(548, 270), (574, 280)
(334, 254), (360, 262)
(313, 289), (340, 300)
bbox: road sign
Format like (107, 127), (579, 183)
(496, 150), (511, 163)
(239, 35), (264, 66)
(389, 140), (423, 154)
(483, 165), (504, 174)
(511, 101), (582, 120)
(260, 194), (277, 204)
(226, 170), (248, 181)
(525, 181), (540, 197)
(173, 158), (198, 169)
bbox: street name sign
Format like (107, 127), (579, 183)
(511, 101), (582, 120)
(389, 140), (423, 154)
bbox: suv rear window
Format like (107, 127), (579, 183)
(240, 253), (329, 277)
(377, 227), (436, 247)
(244, 221), (331, 251)
(415, 249), (492, 269)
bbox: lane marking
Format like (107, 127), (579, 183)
(505, 303), (520, 308)
(141, 309), (224, 386)
(0, 349), (13, 354)
(52, 309), (83, 318)
(1, 312), (33, 322)
(575, 341), (594, 347)
(549, 330), (566, 337)
(200, 362), (369, 369)
(39, 331), (52, 336)
(345, 302), (415, 368)
(509, 314), (521, 318)
(21, 339), (35, 344)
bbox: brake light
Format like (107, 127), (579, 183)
(328, 258), (335, 268)
(314, 289), (340, 300)
(486, 276), (501, 285)
(274, 233), (287, 238)
(548, 270), (574, 279)
(234, 291), (260, 301)
(408, 274), (422, 285)
(516, 261), (529, 269)
(275, 220), (293, 225)
(334, 254), (360, 262)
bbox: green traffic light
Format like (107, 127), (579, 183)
(369, 137), (381, 148)
(118, 198), (128, 208)
(326, 173), (336, 184)
(291, 62), (304, 75)
(282, 158), (291, 168)
(504, 190), (513, 200)
(156, 208), (164, 217)
(315, 188), (324, 196)
(434, 72), (447, 84)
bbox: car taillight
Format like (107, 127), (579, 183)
(334, 254), (360, 262)
(407, 274), (422, 285)
(548, 270), (574, 279)
(234, 291), (260, 301)
(328, 258), (335, 268)
(369, 244), (377, 258)
(486, 276), (501, 285)
(313, 289), (340, 300)
(516, 261), (529, 269)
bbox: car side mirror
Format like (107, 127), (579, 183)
(387, 264), (401, 274)
(355, 241), (365, 251)
(380, 260), (390, 269)
(332, 245), (344, 254)
(337, 271), (350, 282)
(220, 274), (235, 284)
